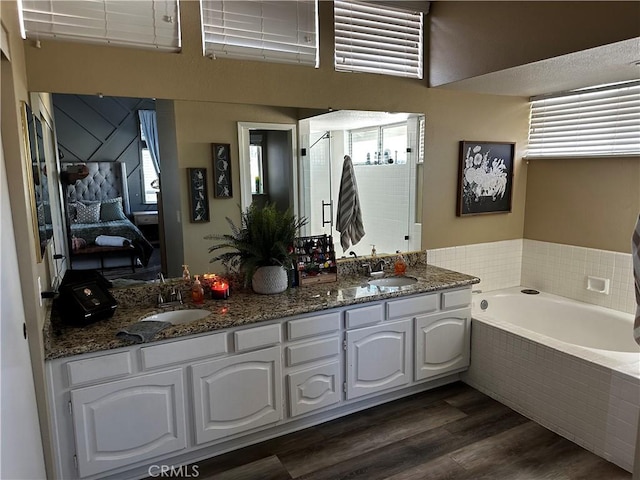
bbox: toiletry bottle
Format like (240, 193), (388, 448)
(191, 275), (204, 304)
(182, 264), (191, 284)
(371, 245), (377, 257)
(394, 251), (407, 275)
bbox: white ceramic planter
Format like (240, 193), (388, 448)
(252, 265), (288, 294)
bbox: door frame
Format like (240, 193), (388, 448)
(237, 122), (298, 214)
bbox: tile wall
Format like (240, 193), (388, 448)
(521, 239), (635, 314)
(427, 239), (523, 293)
(427, 239), (635, 314)
(464, 321), (639, 472)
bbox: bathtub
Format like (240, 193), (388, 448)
(464, 287), (639, 472)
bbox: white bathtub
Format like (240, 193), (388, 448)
(473, 287), (640, 359)
(464, 287), (639, 472)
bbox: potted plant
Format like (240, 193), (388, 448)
(206, 203), (307, 294)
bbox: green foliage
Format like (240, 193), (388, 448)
(206, 203), (308, 283)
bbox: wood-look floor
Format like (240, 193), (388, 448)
(163, 382), (632, 480)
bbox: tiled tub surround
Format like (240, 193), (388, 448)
(464, 287), (640, 472)
(427, 239), (523, 293)
(427, 239), (635, 314)
(45, 257), (478, 359)
(521, 239), (636, 314)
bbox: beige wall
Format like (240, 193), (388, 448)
(524, 157), (640, 253)
(173, 101), (300, 272)
(429, 1), (640, 86)
(0, 1), (54, 476)
(422, 89), (530, 249)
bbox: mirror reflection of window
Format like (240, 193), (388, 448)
(382, 124), (407, 165)
(349, 122), (408, 165)
(140, 125), (159, 204)
(350, 128), (378, 165)
(250, 144), (264, 195)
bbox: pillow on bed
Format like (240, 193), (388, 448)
(100, 197), (127, 221)
(67, 203), (78, 223)
(76, 202), (101, 223)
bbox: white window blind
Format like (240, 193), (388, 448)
(334, 0), (423, 79)
(19, 0), (181, 52)
(527, 81), (640, 158)
(201, 0), (318, 66)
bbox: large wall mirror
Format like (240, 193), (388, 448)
(20, 102), (53, 262)
(297, 110), (425, 258)
(238, 111), (425, 259)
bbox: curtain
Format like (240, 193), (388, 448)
(138, 110), (160, 174)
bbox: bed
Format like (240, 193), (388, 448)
(63, 161), (154, 271)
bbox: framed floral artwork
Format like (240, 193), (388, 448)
(187, 168), (209, 222)
(457, 141), (515, 216)
(212, 143), (232, 198)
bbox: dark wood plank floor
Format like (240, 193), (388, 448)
(161, 382), (632, 480)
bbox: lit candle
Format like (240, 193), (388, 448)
(210, 278), (229, 299)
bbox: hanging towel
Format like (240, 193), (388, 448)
(632, 214), (640, 345)
(336, 155), (365, 251)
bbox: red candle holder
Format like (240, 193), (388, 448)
(210, 278), (230, 300)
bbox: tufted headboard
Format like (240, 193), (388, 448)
(62, 161), (131, 216)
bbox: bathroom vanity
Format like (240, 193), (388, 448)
(45, 264), (478, 479)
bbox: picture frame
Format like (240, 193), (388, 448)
(457, 141), (515, 216)
(187, 168), (210, 222)
(212, 143), (232, 198)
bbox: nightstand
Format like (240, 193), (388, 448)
(132, 211), (159, 245)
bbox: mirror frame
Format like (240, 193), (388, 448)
(20, 101), (50, 262)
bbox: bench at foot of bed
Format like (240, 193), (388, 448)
(72, 245), (137, 272)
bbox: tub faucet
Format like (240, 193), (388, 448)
(158, 272), (166, 283)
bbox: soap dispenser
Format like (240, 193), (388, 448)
(371, 245), (377, 257)
(394, 251), (407, 276)
(182, 264), (191, 284)
(191, 275), (204, 304)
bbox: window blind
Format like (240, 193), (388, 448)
(19, 0), (181, 52)
(201, 0), (318, 66)
(334, 0), (423, 79)
(527, 81), (640, 157)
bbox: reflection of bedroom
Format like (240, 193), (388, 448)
(54, 94), (163, 281)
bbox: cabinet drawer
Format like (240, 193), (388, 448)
(285, 336), (341, 367)
(67, 351), (132, 387)
(234, 323), (281, 352)
(441, 289), (471, 310)
(387, 294), (439, 320)
(345, 303), (384, 329)
(287, 312), (341, 340)
(141, 332), (227, 370)
(287, 362), (341, 417)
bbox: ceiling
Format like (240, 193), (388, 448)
(307, 110), (414, 132)
(434, 37), (640, 98)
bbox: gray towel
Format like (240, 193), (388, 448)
(336, 155), (365, 251)
(116, 321), (171, 343)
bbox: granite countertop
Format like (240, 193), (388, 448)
(44, 263), (479, 360)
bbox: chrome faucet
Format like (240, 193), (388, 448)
(373, 259), (388, 272)
(157, 272), (166, 283)
(157, 287), (183, 307)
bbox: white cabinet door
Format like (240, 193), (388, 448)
(70, 369), (187, 478)
(345, 319), (412, 400)
(191, 346), (282, 445)
(287, 361), (341, 417)
(415, 309), (470, 381)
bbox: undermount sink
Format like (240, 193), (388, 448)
(368, 276), (418, 288)
(140, 309), (211, 325)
